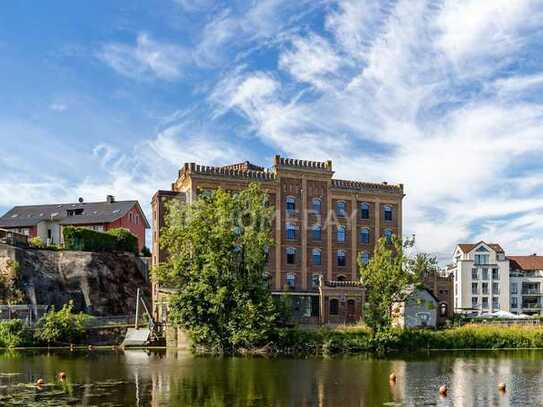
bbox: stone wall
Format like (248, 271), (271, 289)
(0, 243), (150, 316)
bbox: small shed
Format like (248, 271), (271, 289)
(392, 287), (438, 329)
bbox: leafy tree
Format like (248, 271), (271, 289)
(0, 260), (25, 305)
(155, 183), (277, 352)
(34, 301), (90, 345)
(359, 236), (421, 333)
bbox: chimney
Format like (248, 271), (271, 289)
(106, 195), (115, 203)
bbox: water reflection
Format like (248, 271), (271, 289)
(0, 349), (542, 406)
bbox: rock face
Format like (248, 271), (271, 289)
(0, 243), (150, 316)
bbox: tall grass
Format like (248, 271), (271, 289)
(272, 324), (543, 355)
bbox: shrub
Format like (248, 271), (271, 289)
(0, 320), (29, 348)
(29, 237), (45, 249)
(34, 301), (91, 345)
(63, 227), (138, 254)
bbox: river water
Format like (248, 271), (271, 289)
(0, 349), (541, 406)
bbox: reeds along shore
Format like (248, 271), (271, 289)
(267, 324), (543, 355)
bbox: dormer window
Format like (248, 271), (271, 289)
(67, 208), (84, 216)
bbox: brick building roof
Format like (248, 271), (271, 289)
(508, 255), (543, 271)
(457, 242), (504, 253)
(0, 199), (150, 228)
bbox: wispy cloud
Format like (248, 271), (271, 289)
(98, 33), (191, 81)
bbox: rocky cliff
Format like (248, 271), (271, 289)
(0, 243), (150, 316)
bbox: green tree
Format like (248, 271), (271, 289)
(155, 183), (277, 352)
(34, 301), (90, 345)
(359, 236), (421, 333)
(0, 260), (25, 305)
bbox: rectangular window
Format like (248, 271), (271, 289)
(482, 297), (489, 309)
(287, 249), (296, 265)
(482, 282), (488, 295)
(474, 254), (490, 265)
(472, 282), (478, 295)
(336, 201), (347, 217)
(492, 268), (499, 280)
(472, 297), (478, 307)
(511, 282), (518, 294)
(472, 268), (478, 280)
(492, 282), (499, 295)
(492, 296), (499, 309)
(511, 297), (518, 308)
(311, 274), (320, 289)
(287, 227), (296, 240)
(337, 251), (346, 267)
(311, 296), (320, 317)
(287, 273), (295, 289)
(312, 250), (321, 265)
(312, 226), (321, 240)
(482, 268), (488, 280)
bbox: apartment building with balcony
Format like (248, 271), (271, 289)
(152, 155), (405, 325)
(509, 255), (543, 315)
(452, 242), (510, 315)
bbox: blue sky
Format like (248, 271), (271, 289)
(2, 0), (543, 260)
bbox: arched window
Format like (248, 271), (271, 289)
(286, 196), (296, 212)
(330, 299), (339, 315)
(287, 273), (296, 289)
(312, 224), (321, 240)
(360, 227), (370, 244)
(384, 229), (393, 243)
(337, 225), (346, 242)
(286, 247), (296, 264)
(312, 248), (322, 265)
(336, 201), (347, 217)
(440, 303), (448, 317)
(384, 205), (393, 222)
(360, 202), (370, 219)
(286, 223), (296, 240)
(312, 198), (321, 213)
(337, 249), (346, 267)
(337, 275), (346, 282)
(360, 251), (369, 265)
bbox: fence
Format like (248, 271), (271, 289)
(0, 304), (49, 324)
(0, 229), (28, 247)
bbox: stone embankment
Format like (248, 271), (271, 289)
(0, 243), (150, 315)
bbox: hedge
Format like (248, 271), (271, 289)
(63, 226), (138, 254)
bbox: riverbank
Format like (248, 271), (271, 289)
(269, 324), (543, 355)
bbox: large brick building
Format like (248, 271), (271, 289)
(152, 156), (405, 324)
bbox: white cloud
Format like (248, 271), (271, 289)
(207, 0), (543, 262)
(98, 33), (190, 80)
(435, 0), (538, 64)
(279, 33), (343, 89)
(49, 103), (67, 112)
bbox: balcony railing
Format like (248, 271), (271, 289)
(522, 303), (542, 309)
(522, 289), (542, 295)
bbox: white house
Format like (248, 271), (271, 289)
(508, 255), (543, 315)
(452, 242), (510, 315)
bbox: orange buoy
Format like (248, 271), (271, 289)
(389, 373), (397, 382)
(498, 383), (506, 392)
(36, 378), (45, 386)
(69, 344), (75, 351)
(57, 371), (66, 380)
(88, 345), (95, 351)
(439, 385), (448, 396)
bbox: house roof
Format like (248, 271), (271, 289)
(457, 241), (504, 254)
(0, 200), (150, 229)
(508, 256), (543, 271)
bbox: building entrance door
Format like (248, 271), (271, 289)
(346, 299), (356, 323)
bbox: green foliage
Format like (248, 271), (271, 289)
(63, 226), (138, 254)
(34, 301), (90, 345)
(0, 260), (25, 305)
(0, 320), (29, 348)
(359, 237), (421, 333)
(271, 324), (543, 355)
(29, 237), (45, 248)
(156, 183), (278, 352)
(140, 246), (151, 257)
